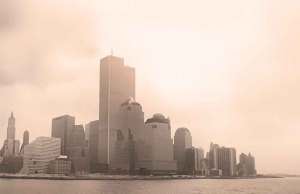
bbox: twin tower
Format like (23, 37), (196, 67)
(98, 55), (176, 173)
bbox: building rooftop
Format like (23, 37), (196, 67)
(120, 97), (142, 108)
(145, 113), (170, 124)
(52, 115), (74, 120)
(175, 127), (191, 135)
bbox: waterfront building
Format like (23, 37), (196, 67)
(48, 155), (72, 175)
(66, 125), (89, 174)
(85, 120), (100, 172)
(98, 55), (135, 169)
(217, 147), (236, 176)
(247, 153), (256, 175)
(51, 115), (75, 155)
(199, 158), (210, 176)
(208, 143), (236, 176)
(237, 152), (256, 176)
(137, 114), (177, 174)
(0, 156), (23, 173)
(185, 147), (204, 175)
(108, 98), (145, 172)
(208, 143), (220, 171)
(174, 128), (192, 173)
(21, 137), (61, 174)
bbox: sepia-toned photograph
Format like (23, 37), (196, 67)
(0, 0), (299, 193)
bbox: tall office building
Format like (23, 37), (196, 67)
(51, 115), (75, 155)
(217, 147), (236, 176)
(174, 128), (192, 172)
(247, 153), (256, 175)
(137, 114), (177, 173)
(229, 148), (237, 176)
(98, 55), (135, 168)
(0, 113), (21, 173)
(7, 112), (16, 140)
(67, 125), (89, 173)
(85, 120), (100, 172)
(20, 130), (29, 154)
(185, 147), (204, 175)
(237, 152), (256, 176)
(2, 113), (20, 157)
(208, 142), (220, 170)
(208, 143), (236, 176)
(21, 137), (61, 174)
(110, 98), (145, 172)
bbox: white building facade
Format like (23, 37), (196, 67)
(21, 137), (61, 174)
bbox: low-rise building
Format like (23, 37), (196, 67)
(48, 155), (71, 175)
(199, 158), (209, 176)
(21, 137), (61, 174)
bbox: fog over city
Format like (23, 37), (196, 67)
(1, 0), (300, 174)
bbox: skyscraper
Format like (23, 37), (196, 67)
(138, 113), (177, 173)
(174, 128), (192, 173)
(185, 147), (204, 175)
(2, 113), (20, 157)
(217, 147), (236, 176)
(66, 125), (89, 173)
(110, 98), (145, 172)
(20, 130), (29, 154)
(22, 130), (29, 146)
(51, 115), (75, 155)
(85, 120), (100, 172)
(237, 152), (256, 176)
(7, 112), (16, 140)
(247, 153), (256, 175)
(208, 143), (236, 176)
(208, 142), (220, 171)
(98, 55), (135, 168)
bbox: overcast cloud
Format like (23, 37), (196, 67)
(1, 0), (300, 174)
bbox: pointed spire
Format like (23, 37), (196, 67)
(10, 112), (14, 118)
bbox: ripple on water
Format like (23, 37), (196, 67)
(0, 178), (300, 194)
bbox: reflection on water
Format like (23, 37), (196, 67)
(0, 178), (300, 194)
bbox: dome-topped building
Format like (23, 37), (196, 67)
(137, 113), (176, 172)
(145, 113), (170, 125)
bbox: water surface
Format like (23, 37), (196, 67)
(1, 177), (300, 194)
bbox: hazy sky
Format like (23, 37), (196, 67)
(1, 0), (300, 174)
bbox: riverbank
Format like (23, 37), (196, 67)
(0, 174), (282, 180)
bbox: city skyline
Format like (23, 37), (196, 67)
(0, 52), (296, 175)
(0, 54), (256, 176)
(1, 0), (300, 175)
